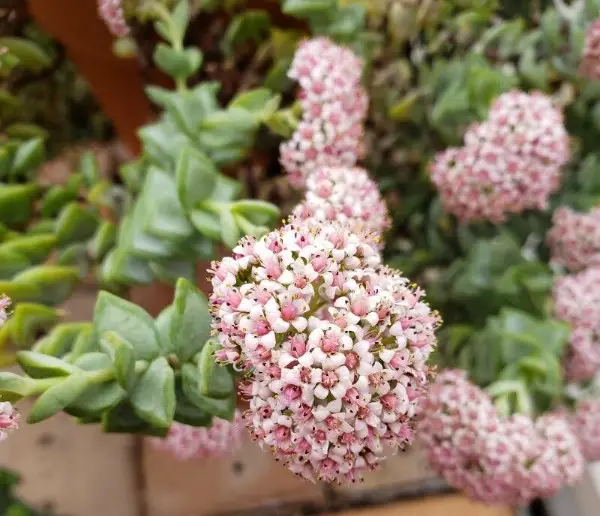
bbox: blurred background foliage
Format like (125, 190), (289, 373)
(0, 2), (111, 153)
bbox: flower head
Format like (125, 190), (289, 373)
(418, 370), (583, 505)
(280, 119), (364, 189)
(580, 19), (600, 80)
(554, 268), (600, 381)
(564, 328), (600, 381)
(292, 167), (390, 247)
(0, 295), (10, 329)
(571, 398), (600, 461)
(0, 402), (19, 440)
(430, 91), (569, 223)
(98, 0), (130, 38)
(547, 206), (600, 272)
(149, 411), (243, 460)
(281, 38), (368, 189)
(209, 219), (440, 483)
(553, 267), (600, 331)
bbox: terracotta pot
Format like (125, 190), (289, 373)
(27, 0), (153, 155)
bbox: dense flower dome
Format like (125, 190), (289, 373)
(0, 402), (19, 440)
(98, 0), (130, 37)
(571, 398), (600, 461)
(292, 167), (390, 246)
(209, 219), (440, 483)
(280, 120), (365, 190)
(547, 206), (600, 272)
(564, 328), (600, 381)
(580, 19), (600, 80)
(149, 411), (243, 460)
(430, 90), (569, 223)
(553, 267), (600, 331)
(418, 370), (583, 505)
(281, 38), (368, 189)
(554, 268), (600, 381)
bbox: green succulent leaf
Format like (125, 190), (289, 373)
(10, 303), (60, 348)
(28, 373), (91, 424)
(16, 350), (78, 378)
(55, 202), (100, 246)
(0, 37), (52, 71)
(93, 291), (160, 361)
(0, 371), (37, 402)
(176, 146), (218, 210)
(197, 339), (234, 398)
(100, 331), (136, 391)
(130, 356), (176, 429)
(12, 265), (80, 306)
(154, 44), (203, 80)
(33, 322), (90, 358)
(11, 138), (45, 179)
(103, 400), (169, 436)
(230, 199), (280, 226)
(0, 234), (56, 264)
(88, 221), (117, 261)
(220, 209), (241, 249)
(0, 184), (42, 228)
(170, 278), (212, 361)
(181, 363), (235, 421)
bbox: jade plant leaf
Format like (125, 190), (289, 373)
(10, 303), (60, 348)
(93, 291), (160, 361)
(130, 356), (176, 429)
(170, 278), (212, 361)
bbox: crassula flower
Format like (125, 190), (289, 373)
(418, 370), (583, 505)
(149, 411), (243, 460)
(553, 267), (600, 331)
(292, 167), (390, 246)
(281, 38), (368, 188)
(280, 119), (365, 190)
(564, 327), (600, 381)
(431, 91), (569, 223)
(554, 268), (600, 381)
(209, 220), (440, 483)
(547, 206), (600, 272)
(580, 19), (600, 80)
(0, 402), (19, 440)
(571, 398), (600, 461)
(98, 0), (130, 38)
(0, 295), (10, 328)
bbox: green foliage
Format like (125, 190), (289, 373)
(0, 277), (236, 434)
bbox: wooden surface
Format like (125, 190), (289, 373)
(324, 495), (515, 516)
(143, 436), (326, 516)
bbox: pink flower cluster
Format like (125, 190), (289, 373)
(98, 0), (130, 38)
(292, 167), (390, 246)
(430, 90), (569, 223)
(0, 295), (10, 328)
(209, 219), (439, 483)
(280, 38), (368, 188)
(149, 411), (243, 460)
(547, 206), (600, 271)
(571, 398), (600, 462)
(580, 19), (600, 80)
(418, 370), (583, 505)
(553, 267), (600, 381)
(0, 402), (19, 441)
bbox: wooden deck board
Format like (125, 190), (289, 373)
(322, 495), (514, 516)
